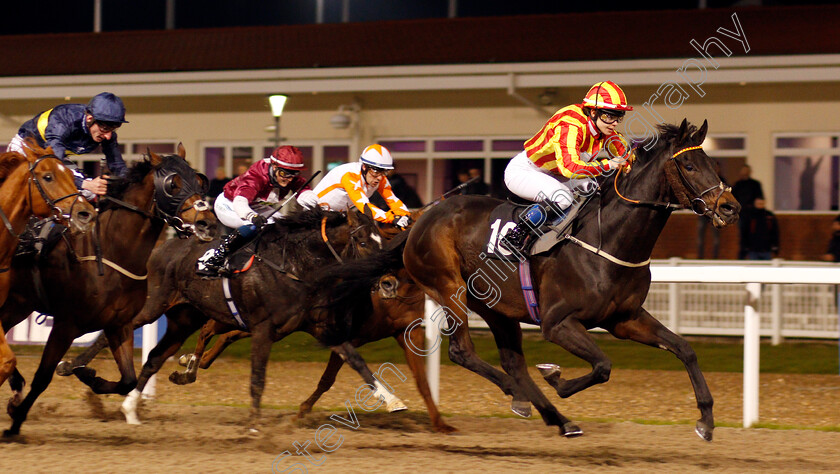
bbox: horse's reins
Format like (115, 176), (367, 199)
(613, 145), (730, 221)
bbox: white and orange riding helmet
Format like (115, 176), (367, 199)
(359, 144), (394, 170)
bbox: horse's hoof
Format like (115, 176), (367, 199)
(121, 390), (142, 425)
(3, 429), (19, 438)
(536, 363), (561, 378)
(386, 399), (408, 413)
(561, 422), (583, 438)
(433, 422), (458, 434)
(178, 354), (190, 367)
(511, 400), (532, 418)
(695, 421), (714, 442)
(56, 361), (75, 376)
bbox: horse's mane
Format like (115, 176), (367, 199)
(0, 151), (27, 183)
(633, 122), (701, 164)
(99, 158), (154, 209)
(260, 207), (357, 245)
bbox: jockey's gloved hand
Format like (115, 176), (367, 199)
(394, 215), (411, 230)
(250, 214), (267, 229)
(607, 156), (628, 171)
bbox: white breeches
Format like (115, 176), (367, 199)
(504, 151), (595, 208)
(214, 194), (279, 229)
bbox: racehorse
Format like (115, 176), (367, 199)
(0, 144), (95, 390)
(401, 120), (739, 441)
(1, 144), (215, 437)
(104, 207), (407, 429)
(163, 238), (455, 432)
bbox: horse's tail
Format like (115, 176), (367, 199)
(308, 231), (410, 346)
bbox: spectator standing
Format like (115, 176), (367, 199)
(739, 198), (779, 260)
(732, 164), (764, 258)
(207, 167), (231, 202)
(464, 167), (490, 195)
(820, 214), (840, 262)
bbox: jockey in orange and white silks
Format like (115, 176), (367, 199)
(298, 144), (412, 229)
(502, 81), (634, 249)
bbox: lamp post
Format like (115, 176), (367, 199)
(269, 94), (287, 148)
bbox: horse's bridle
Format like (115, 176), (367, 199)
(613, 145), (730, 224)
(153, 159), (211, 237)
(0, 154), (84, 238)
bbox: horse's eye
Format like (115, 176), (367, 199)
(684, 163), (694, 171)
(43, 173), (54, 182)
(360, 242), (367, 247)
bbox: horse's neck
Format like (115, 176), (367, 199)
(96, 183), (164, 256)
(581, 160), (673, 262)
(0, 168), (33, 264)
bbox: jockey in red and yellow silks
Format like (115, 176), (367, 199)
(298, 144), (412, 228)
(502, 81), (634, 250)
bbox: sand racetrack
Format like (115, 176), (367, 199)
(2, 355), (839, 473)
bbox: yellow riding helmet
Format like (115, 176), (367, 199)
(581, 81), (633, 112)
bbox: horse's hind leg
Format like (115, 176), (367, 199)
(608, 308), (714, 441)
(483, 312), (581, 437)
(396, 326), (456, 433)
(298, 351), (344, 417)
(171, 318), (215, 385)
(198, 328), (249, 369)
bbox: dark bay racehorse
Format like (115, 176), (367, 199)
(1, 144), (215, 437)
(109, 208), (406, 428)
(162, 234), (455, 433)
(401, 120), (739, 441)
(0, 144), (95, 390)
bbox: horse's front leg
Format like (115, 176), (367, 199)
(330, 342), (407, 413)
(297, 350), (344, 417)
(0, 324), (17, 389)
(73, 324), (137, 395)
(608, 307), (715, 441)
(5, 322), (78, 437)
(123, 306), (207, 425)
(247, 320), (275, 431)
(199, 327), (249, 369)
(171, 317), (214, 385)
(56, 331), (109, 376)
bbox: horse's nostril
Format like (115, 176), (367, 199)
(76, 210), (93, 222)
(196, 220), (209, 229)
(720, 203), (738, 215)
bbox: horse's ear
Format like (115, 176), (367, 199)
(677, 118), (690, 143)
(148, 147), (163, 166)
(362, 203), (374, 219)
(693, 119), (709, 145)
(347, 208), (360, 225)
(177, 142), (186, 159)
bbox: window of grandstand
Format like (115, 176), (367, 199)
(773, 134), (840, 211)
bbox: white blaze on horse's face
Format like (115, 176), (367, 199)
(370, 232), (382, 249)
(58, 164), (67, 172)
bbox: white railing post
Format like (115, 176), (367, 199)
(424, 296), (440, 404)
(743, 282), (761, 428)
(771, 259), (782, 345)
(668, 257), (680, 333)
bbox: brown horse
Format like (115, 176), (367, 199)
(1, 144), (215, 437)
(400, 120), (739, 440)
(0, 144), (95, 390)
(166, 262), (455, 433)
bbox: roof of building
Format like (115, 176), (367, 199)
(2, 5), (839, 77)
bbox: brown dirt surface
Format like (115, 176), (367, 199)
(2, 355), (839, 473)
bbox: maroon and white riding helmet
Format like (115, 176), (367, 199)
(269, 146), (306, 171)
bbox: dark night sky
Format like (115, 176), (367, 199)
(4, 0), (824, 36)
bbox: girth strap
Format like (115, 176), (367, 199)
(222, 277), (248, 330)
(562, 234), (651, 267)
(518, 260), (541, 324)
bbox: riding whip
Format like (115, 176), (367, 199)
(418, 176), (481, 212)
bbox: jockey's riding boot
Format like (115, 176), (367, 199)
(196, 225), (255, 278)
(501, 222), (531, 251)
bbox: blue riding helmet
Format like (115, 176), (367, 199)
(86, 92), (129, 124)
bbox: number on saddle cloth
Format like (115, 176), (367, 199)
(484, 202), (542, 261)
